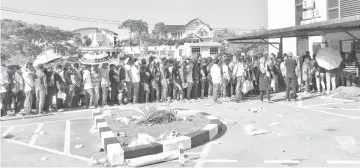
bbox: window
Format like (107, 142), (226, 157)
(210, 47), (219, 55)
(327, 0), (339, 19)
(191, 47), (200, 55)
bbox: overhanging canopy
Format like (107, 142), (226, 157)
(228, 15), (360, 42)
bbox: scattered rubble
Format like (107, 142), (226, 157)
(247, 108), (266, 113)
(128, 133), (156, 147)
(270, 122), (280, 126)
(117, 132), (126, 137)
(102, 110), (113, 117)
(167, 131), (180, 140)
(247, 129), (270, 136)
(115, 117), (131, 125)
(74, 144), (83, 148)
(40, 157), (48, 161)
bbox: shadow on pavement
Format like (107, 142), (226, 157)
(272, 94), (320, 102)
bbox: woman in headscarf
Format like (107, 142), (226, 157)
(257, 54), (272, 103)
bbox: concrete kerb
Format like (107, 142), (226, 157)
(92, 108), (221, 167)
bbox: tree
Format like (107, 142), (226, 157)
(213, 27), (269, 56)
(82, 35), (92, 47)
(1, 19), (81, 62)
(119, 19), (149, 46)
(152, 22), (167, 38)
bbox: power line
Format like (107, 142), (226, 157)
(1, 7), (254, 31)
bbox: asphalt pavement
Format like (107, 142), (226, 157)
(1, 92), (360, 167)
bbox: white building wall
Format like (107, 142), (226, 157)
(268, 0), (297, 55)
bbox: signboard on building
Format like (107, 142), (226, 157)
(303, 10), (314, 20)
(303, 0), (314, 9)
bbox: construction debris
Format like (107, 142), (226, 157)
(115, 117), (131, 125)
(247, 129), (270, 136)
(270, 122), (280, 126)
(40, 157), (48, 161)
(74, 144), (84, 148)
(247, 108), (266, 113)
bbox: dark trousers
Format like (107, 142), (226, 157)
(12, 90), (25, 114)
(259, 90), (270, 101)
(1, 92), (11, 116)
(286, 73), (297, 99)
(110, 84), (118, 105)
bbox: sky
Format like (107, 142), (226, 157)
(1, 0), (268, 37)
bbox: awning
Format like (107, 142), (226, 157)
(228, 15), (360, 42)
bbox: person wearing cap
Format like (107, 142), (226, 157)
(33, 64), (47, 114)
(284, 52), (298, 101)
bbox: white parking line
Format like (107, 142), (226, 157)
(3, 139), (92, 162)
(2, 126), (14, 137)
(194, 142), (213, 168)
(310, 107), (360, 111)
(0, 117), (92, 127)
(29, 123), (43, 145)
(264, 160), (300, 164)
(276, 102), (360, 120)
(327, 160), (360, 164)
(303, 100), (356, 107)
(64, 120), (71, 154)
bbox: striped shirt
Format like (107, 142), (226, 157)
(344, 62), (358, 74)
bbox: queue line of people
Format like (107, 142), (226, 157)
(0, 51), (359, 117)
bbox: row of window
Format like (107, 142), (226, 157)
(295, 0), (341, 25)
(190, 47), (219, 55)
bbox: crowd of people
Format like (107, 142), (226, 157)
(0, 51), (359, 117)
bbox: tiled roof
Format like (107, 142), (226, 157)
(165, 25), (185, 33)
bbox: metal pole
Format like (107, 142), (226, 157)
(279, 38), (283, 56)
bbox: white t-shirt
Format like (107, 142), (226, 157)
(210, 64), (222, 84)
(124, 64), (131, 82)
(233, 63), (244, 77)
(22, 67), (34, 92)
(82, 69), (93, 89)
(131, 65), (140, 83)
(222, 64), (230, 80)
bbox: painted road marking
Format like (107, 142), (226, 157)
(29, 123), (44, 145)
(3, 139), (92, 162)
(0, 117), (92, 127)
(64, 120), (71, 154)
(194, 142), (214, 168)
(310, 106), (360, 111)
(327, 161), (360, 164)
(2, 126), (14, 137)
(204, 159), (238, 163)
(264, 160), (300, 164)
(303, 100), (356, 107)
(276, 102), (360, 120)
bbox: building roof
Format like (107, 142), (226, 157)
(72, 27), (118, 35)
(165, 18), (212, 33)
(228, 15), (360, 42)
(166, 25), (185, 33)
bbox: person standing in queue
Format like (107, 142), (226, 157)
(284, 52), (298, 101)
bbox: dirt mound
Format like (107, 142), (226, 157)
(330, 86), (360, 99)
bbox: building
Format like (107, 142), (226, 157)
(72, 27), (118, 56)
(165, 18), (214, 41)
(267, 0), (360, 57)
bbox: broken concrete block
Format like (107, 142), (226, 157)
(107, 143), (125, 166)
(159, 136), (191, 152)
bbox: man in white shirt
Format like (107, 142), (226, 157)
(222, 59), (231, 98)
(124, 58), (133, 102)
(82, 65), (95, 108)
(99, 63), (110, 107)
(232, 56), (245, 103)
(210, 58), (222, 103)
(130, 59), (140, 103)
(21, 62), (35, 114)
